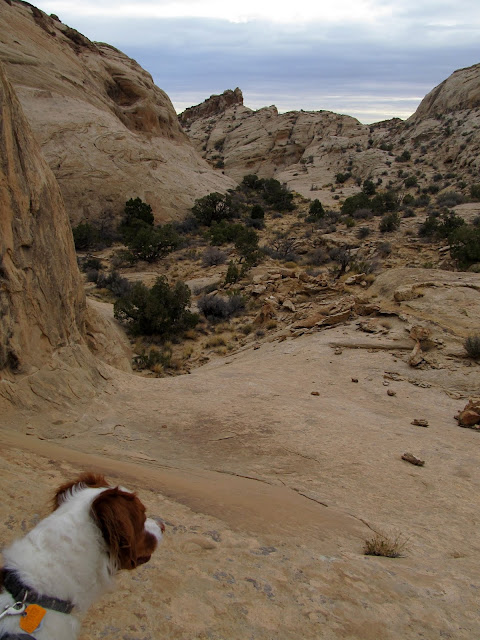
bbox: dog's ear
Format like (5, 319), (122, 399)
(53, 473), (109, 509)
(91, 487), (153, 570)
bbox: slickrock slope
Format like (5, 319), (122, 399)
(0, 61), (116, 416)
(0, 1), (235, 225)
(181, 66), (480, 206)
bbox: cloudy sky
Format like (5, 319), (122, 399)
(33, 0), (479, 123)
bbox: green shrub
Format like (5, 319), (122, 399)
(224, 261), (240, 284)
(379, 212), (400, 233)
(449, 224), (480, 268)
(234, 226), (260, 264)
(464, 334), (480, 359)
(72, 223), (100, 250)
(404, 176), (418, 188)
(341, 192), (371, 216)
(198, 294), (245, 320)
(395, 150), (411, 162)
(192, 192), (237, 226)
(436, 191), (465, 208)
(208, 221), (245, 245)
(470, 184), (480, 201)
(114, 277), (198, 337)
(370, 191), (398, 215)
(307, 199), (325, 220)
(250, 204), (265, 219)
(125, 224), (181, 263)
(362, 179), (376, 195)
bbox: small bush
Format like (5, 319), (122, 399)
(306, 247), (329, 265)
(404, 176), (418, 188)
(436, 191), (465, 208)
(379, 212), (400, 233)
(114, 277), (198, 337)
(464, 334), (480, 359)
(364, 532), (408, 558)
(362, 179), (376, 195)
(395, 150), (411, 163)
(224, 261), (240, 285)
(198, 294), (245, 320)
(72, 223), (100, 251)
(307, 199), (325, 221)
(469, 184), (480, 201)
(449, 224), (480, 268)
(202, 246), (227, 267)
(192, 192), (237, 226)
(79, 256), (103, 272)
(250, 204), (265, 219)
(125, 224), (181, 263)
(357, 226), (371, 239)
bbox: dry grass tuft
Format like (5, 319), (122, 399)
(364, 531), (408, 558)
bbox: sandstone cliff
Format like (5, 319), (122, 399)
(0, 61), (119, 415)
(0, 1), (235, 226)
(181, 66), (480, 206)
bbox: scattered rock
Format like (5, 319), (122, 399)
(351, 377), (359, 383)
(455, 398), (480, 428)
(251, 285), (267, 296)
(411, 419), (429, 427)
(387, 389), (396, 396)
(408, 341), (426, 368)
(334, 347), (343, 355)
(282, 299), (296, 312)
(311, 391), (320, 396)
(402, 453), (425, 466)
(394, 286), (423, 302)
(345, 273), (366, 286)
(409, 325), (432, 343)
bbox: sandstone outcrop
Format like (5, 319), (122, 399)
(181, 63), (480, 207)
(408, 62), (480, 121)
(0, 61), (119, 413)
(0, 1), (235, 226)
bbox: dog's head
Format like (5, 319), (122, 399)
(54, 473), (164, 570)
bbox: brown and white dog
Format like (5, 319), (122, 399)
(0, 473), (164, 640)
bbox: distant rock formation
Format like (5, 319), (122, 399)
(180, 64), (480, 206)
(179, 88), (244, 126)
(0, 1), (235, 226)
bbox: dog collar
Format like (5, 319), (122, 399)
(2, 569), (74, 615)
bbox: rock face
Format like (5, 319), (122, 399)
(0, 61), (85, 374)
(0, 1), (235, 226)
(0, 61), (117, 413)
(181, 63), (480, 206)
(181, 98), (370, 204)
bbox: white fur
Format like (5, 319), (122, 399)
(0, 485), (162, 640)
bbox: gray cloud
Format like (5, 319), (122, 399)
(34, 3), (480, 123)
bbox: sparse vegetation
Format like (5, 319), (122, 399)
(364, 532), (408, 558)
(464, 334), (480, 359)
(114, 277), (198, 337)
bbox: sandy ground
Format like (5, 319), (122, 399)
(1, 313), (480, 639)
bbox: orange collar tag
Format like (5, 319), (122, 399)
(19, 604), (47, 633)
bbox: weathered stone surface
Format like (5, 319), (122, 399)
(0, 2), (235, 226)
(0, 61), (121, 415)
(0, 61), (84, 374)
